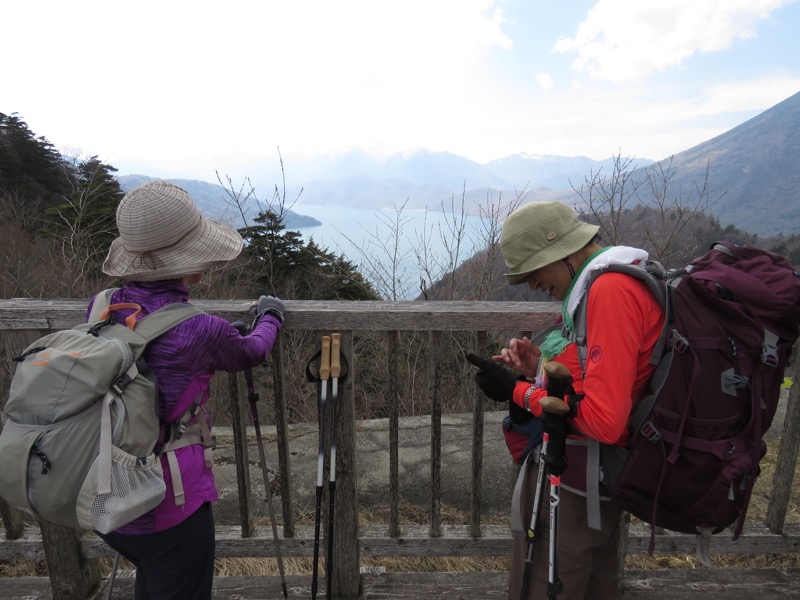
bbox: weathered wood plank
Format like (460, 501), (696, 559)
(7, 569), (800, 600)
(0, 577), (54, 600)
(469, 330), (487, 538)
(767, 347), (800, 533)
(387, 330), (401, 538)
(39, 522), (102, 600)
(5, 524), (798, 561)
(622, 568), (800, 598)
(269, 333), (295, 538)
(331, 331), (361, 598)
(0, 498), (25, 540)
(362, 571), (508, 598)
(229, 371), (255, 537)
(429, 330), (443, 538)
(0, 299), (560, 332)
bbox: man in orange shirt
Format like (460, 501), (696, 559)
(467, 202), (664, 600)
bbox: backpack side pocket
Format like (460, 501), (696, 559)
(77, 445), (165, 533)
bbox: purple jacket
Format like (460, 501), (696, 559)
(87, 280), (281, 534)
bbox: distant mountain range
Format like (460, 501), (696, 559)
(115, 90), (800, 237)
(116, 175), (321, 230)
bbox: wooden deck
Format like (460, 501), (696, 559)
(3, 524), (800, 598)
(3, 568), (800, 600)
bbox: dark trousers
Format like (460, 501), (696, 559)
(97, 502), (216, 600)
(509, 462), (623, 600)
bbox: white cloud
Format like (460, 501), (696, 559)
(471, 73), (800, 162)
(1, 1), (513, 161)
(2, 1), (798, 168)
(535, 73), (554, 92)
(553, 0), (792, 83)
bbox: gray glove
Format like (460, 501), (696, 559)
(250, 295), (285, 325)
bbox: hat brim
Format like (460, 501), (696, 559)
(505, 270), (535, 286)
(103, 217), (243, 281)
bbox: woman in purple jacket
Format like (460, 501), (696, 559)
(93, 180), (284, 599)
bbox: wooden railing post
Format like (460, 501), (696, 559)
(766, 349), (800, 533)
(387, 330), (401, 538)
(429, 330), (443, 539)
(40, 523), (102, 600)
(229, 371), (255, 537)
(0, 498), (25, 540)
(271, 333), (295, 538)
(469, 331), (487, 538)
(331, 330), (361, 598)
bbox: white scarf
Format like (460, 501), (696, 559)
(565, 246), (649, 320)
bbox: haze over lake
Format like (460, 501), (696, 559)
(293, 203), (486, 300)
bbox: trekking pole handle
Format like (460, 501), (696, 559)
(540, 362), (572, 416)
(543, 361), (571, 402)
(540, 361), (570, 476)
(330, 333), (341, 379)
(320, 336), (332, 381)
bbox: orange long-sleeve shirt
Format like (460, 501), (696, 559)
(513, 272), (665, 445)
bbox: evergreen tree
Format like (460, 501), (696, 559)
(45, 156), (123, 255)
(240, 209), (379, 300)
(0, 113), (70, 222)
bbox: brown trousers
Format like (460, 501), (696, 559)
(508, 459), (623, 600)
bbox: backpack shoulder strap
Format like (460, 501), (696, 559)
(574, 261), (669, 374)
(134, 303), (206, 342)
(87, 288), (120, 323)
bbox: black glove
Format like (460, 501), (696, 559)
(250, 295), (285, 325)
(509, 398), (535, 424)
(465, 353), (519, 404)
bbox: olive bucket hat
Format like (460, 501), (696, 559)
(500, 201), (599, 285)
(103, 180), (243, 281)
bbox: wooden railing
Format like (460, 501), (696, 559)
(1, 299), (798, 600)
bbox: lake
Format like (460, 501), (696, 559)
(292, 203), (488, 300)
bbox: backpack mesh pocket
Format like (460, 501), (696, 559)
(77, 446), (165, 533)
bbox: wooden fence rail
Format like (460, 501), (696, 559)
(0, 299), (798, 600)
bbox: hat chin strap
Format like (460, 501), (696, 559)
(563, 257), (576, 279)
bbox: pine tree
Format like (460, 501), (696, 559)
(45, 156), (123, 255)
(240, 209), (379, 300)
(0, 112), (71, 227)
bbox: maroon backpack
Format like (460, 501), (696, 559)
(572, 242), (800, 551)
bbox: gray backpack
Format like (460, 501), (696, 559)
(0, 289), (202, 533)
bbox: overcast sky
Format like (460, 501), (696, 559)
(4, 0), (799, 170)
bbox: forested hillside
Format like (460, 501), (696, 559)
(0, 113), (377, 301)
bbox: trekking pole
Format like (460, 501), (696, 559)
(546, 470), (563, 600)
(518, 361), (572, 599)
(539, 361), (572, 600)
(325, 333), (341, 600)
(518, 430), (549, 600)
(232, 322), (289, 598)
(312, 336), (331, 600)
(105, 552), (120, 600)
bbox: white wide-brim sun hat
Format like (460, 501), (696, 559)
(103, 180), (243, 281)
